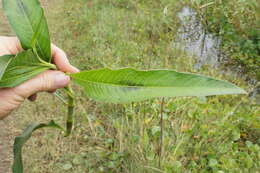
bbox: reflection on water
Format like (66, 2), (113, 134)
(249, 83), (260, 105)
(174, 7), (221, 69)
(174, 6), (259, 104)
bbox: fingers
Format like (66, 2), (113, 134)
(0, 37), (79, 74)
(0, 71), (69, 119)
(0, 36), (23, 56)
(0, 37), (79, 73)
(13, 70), (70, 99)
(0, 38), (78, 119)
(51, 44), (79, 73)
(23, 89), (56, 103)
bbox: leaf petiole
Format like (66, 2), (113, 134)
(33, 47), (57, 70)
(39, 62), (57, 70)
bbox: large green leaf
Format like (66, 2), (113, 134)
(12, 120), (63, 173)
(0, 55), (14, 79)
(71, 68), (247, 103)
(0, 50), (49, 88)
(3, 0), (51, 62)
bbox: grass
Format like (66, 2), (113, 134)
(193, 0), (260, 80)
(1, 0), (259, 172)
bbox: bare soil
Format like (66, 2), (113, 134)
(0, 117), (14, 173)
(0, 2), (15, 172)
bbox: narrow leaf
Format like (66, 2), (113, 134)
(0, 55), (14, 79)
(12, 120), (63, 173)
(0, 50), (49, 88)
(71, 68), (247, 103)
(3, 0), (51, 62)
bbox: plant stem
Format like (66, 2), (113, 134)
(159, 98), (165, 168)
(32, 47), (57, 70)
(64, 85), (75, 137)
(40, 62), (57, 70)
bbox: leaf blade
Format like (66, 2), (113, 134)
(12, 120), (63, 173)
(71, 68), (247, 103)
(0, 50), (48, 88)
(3, 0), (51, 62)
(0, 55), (14, 79)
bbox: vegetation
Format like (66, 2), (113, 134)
(0, 0), (259, 173)
(193, 0), (259, 80)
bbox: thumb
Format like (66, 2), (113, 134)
(14, 70), (70, 99)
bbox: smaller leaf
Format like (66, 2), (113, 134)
(0, 50), (49, 88)
(12, 120), (63, 173)
(0, 55), (14, 79)
(3, 0), (52, 62)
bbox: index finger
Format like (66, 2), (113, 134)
(0, 36), (23, 56)
(51, 44), (79, 73)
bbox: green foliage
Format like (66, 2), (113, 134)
(0, 54), (13, 79)
(72, 68), (245, 103)
(0, 0), (255, 173)
(12, 121), (63, 173)
(0, 50), (49, 88)
(194, 0), (260, 79)
(1, 0), (74, 172)
(3, 0), (52, 62)
(42, 1), (259, 172)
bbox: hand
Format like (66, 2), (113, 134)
(0, 36), (79, 119)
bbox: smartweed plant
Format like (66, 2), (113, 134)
(0, 0), (246, 173)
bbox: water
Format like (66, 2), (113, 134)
(174, 7), (221, 69)
(174, 6), (259, 104)
(249, 83), (260, 105)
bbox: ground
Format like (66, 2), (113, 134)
(0, 3), (14, 172)
(0, 0), (259, 173)
(0, 117), (14, 173)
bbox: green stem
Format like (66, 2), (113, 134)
(40, 62), (57, 70)
(158, 98), (165, 168)
(64, 85), (75, 137)
(32, 47), (57, 70)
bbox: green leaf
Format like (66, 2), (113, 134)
(3, 0), (51, 62)
(70, 68), (247, 103)
(0, 55), (14, 79)
(0, 50), (49, 88)
(12, 120), (63, 173)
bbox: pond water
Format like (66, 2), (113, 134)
(173, 6), (259, 104)
(174, 7), (221, 69)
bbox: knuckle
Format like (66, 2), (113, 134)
(40, 71), (53, 91)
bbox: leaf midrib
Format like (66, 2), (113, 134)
(1, 67), (48, 82)
(6, 64), (44, 71)
(11, 0), (47, 61)
(71, 76), (237, 89)
(0, 56), (13, 79)
(16, 0), (35, 41)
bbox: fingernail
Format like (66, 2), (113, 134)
(54, 73), (70, 88)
